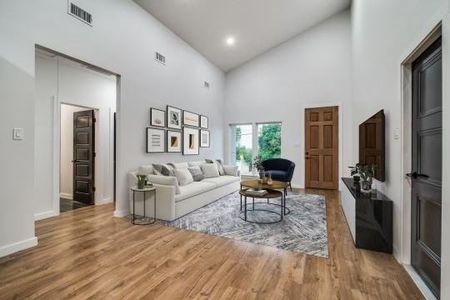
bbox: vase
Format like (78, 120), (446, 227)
(361, 180), (372, 193)
(137, 175), (146, 189)
(259, 170), (265, 180)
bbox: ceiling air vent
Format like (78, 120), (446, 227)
(204, 81), (210, 89)
(155, 52), (166, 65)
(68, 1), (93, 26)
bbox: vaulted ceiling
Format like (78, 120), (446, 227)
(134, 0), (351, 72)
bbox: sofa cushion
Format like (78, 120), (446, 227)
(188, 166), (204, 182)
(202, 175), (240, 188)
(223, 165), (239, 176)
(201, 163), (220, 178)
(152, 163), (175, 176)
(188, 161), (205, 167)
(175, 181), (216, 202)
(138, 165), (154, 176)
(170, 162), (189, 169)
(147, 175), (180, 194)
(174, 168), (194, 186)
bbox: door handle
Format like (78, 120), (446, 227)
(406, 172), (429, 179)
(72, 160), (79, 163)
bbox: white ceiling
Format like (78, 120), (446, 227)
(134, 0), (351, 72)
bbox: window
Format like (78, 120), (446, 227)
(257, 123), (281, 161)
(230, 122), (282, 175)
(231, 124), (253, 175)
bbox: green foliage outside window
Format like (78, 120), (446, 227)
(258, 124), (281, 161)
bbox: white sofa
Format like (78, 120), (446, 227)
(128, 161), (240, 221)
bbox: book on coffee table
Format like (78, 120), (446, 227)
(245, 189), (268, 197)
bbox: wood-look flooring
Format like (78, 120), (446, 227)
(0, 189), (422, 299)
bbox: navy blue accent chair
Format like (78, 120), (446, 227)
(262, 158), (296, 191)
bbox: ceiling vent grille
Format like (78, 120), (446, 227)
(68, 1), (93, 26)
(155, 52), (166, 65)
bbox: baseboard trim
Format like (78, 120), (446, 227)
(0, 237), (38, 258)
(96, 197), (113, 205)
(114, 209), (129, 218)
(403, 264), (437, 300)
(60, 193), (73, 200)
(34, 210), (59, 221)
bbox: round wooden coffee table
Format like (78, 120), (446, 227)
(239, 189), (284, 224)
(240, 179), (291, 216)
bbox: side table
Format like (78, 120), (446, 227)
(130, 186), (156, 225)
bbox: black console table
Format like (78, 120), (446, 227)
(341, 178), (393, 253)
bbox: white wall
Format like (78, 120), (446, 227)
(0, 0), (225, 256)
(224, 11), (352, 188)
(351, 0), (450, 297)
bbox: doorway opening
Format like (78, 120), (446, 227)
(34, 46), (119, 218)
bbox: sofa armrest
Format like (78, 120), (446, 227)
(223, 165), (240, 177)
(153, 183), (176, 220)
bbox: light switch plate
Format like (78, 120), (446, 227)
(13, 128), (24, 140)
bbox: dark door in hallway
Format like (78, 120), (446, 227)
(305, 106), (338, 189)
(411, 37), (442, 298)
(73, 110), (95, 205)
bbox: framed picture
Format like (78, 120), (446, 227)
(167, 130), (182, 153)
(183, 110), (199, 127)
(200, 115), (208, 129)
(167, 106), (182, 129)
(150, 108), (165, 127)
(183, 127), (199, 155)
(146, 127), (165, 153)
(200, 130), (210, 148)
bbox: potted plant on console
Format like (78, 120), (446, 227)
(349, 163), (376, 193)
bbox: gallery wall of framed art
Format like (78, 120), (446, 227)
(146, 105), (210, 155)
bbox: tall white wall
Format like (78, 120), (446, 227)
(60, 104), (87, 199)
(0, 0), (225, 256)
(352, 0), (450, 297)
(224, 11), (352, 188)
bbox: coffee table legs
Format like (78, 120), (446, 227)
(244, 196), (247, 221)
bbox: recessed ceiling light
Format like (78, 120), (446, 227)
(225, 36), (236, 46)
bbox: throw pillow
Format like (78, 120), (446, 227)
(138, 165), (154, 176)
(205, 159), (225, 176)
(201, 163), (220, 178)
(152, 163), (174, 176)
(147, 174), (180, 194)
(174, 168), (194, 186)
(188, 166), (204, 181)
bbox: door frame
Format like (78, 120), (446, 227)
(34, 45), (119, 220)
(302, 103), (343, 190)
(400, 23), (442, 299)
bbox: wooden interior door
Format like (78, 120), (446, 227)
(305, 106), (338, 189)
(73, 110), (95, 204)
(411, 37), (442, 298)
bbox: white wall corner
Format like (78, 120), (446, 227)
(0, 237), (38, 258)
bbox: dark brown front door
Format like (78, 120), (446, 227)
(305, 106), (338, 189)
(411, 37), (442, 298)
(73, 110), (95, 204)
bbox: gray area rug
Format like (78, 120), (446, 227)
(164, 191), (329, 258)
